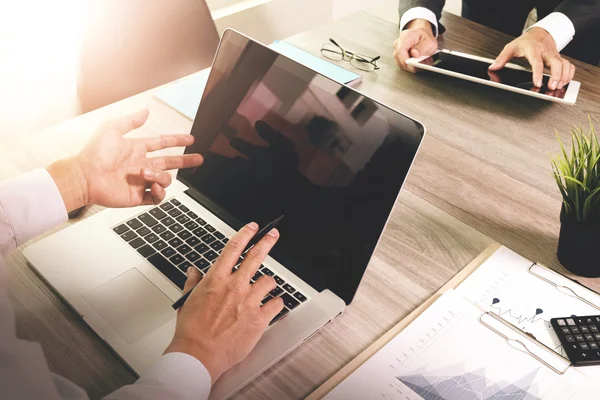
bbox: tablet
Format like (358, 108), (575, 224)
(407, 49), (580, 105)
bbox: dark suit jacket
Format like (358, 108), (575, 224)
(398, 0), (600, 64)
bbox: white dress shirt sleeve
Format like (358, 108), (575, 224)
(0, 169), (68, 256)
(0, 170), (212, 400)
(527, 12), (575, 52)
(400, 7), (439, 37)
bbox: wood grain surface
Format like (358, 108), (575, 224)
(1, 1), (599, 399)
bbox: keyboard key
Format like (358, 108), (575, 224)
(184, 221), (199, 231)
(261, 267), (274, 276)
(205, 224), (216, 232)
(196, 217), (207, 225)
(210, 241), (225, 251)
(161, 247), (176, 258)
(274, 275), (285, 285)
(170, 254), (185, 265)
(129, 237), (145, 249)
(261, 295), (273, 305)
(162, 217), (175, 227)
(160, 231), (175, 241)
(177, 261), (192, 272)
(153, 240), (168, 251)
(270, 287), (283, 297)
(223, 238), (229, 244)
(160, 202), (174, 211)
(145, 233), (159, 243)
(282, 283), (296, 294)
(194, 259), (211, 270)
(294, 292), (307, 302)
(121, 231), (138, 241)
(113, 224), (129, 235)
(178, 230), (192, 240)
(270, 307), (289, 325)
(252, 271), (263, 281)
(137, 244), (156, 258)
(147, 254), (185, 290)
(126, 218), (143, 229)
(201, 234), (216, 244)
(186, 236), (201, 247)
(168, 208), (182, 217)
(186, 251), (201, 262)
(170, 198), (181, 206)
(179, 205), (190, 212)
(195, 243), (210, 254)
(176, 215), (190, 224)
(152, 224), (167, 234)
(149, 207), (167, 220)
(193, 227), (208, 237)
(170, 223), (184, 233)
(168, 237), (183, 247)
(280, 293), (300, 309)
(214, 231), (225, 240)
(204, 250), (218, 261)
(187, 211), (198, 219)
(177, 244), (192, 255)
(137, 226), (151, 236)
(139, 213), (158, 227)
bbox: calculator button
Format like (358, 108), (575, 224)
(557, 319), (566, 326)
(575, 334), (585, 341)
(595, 333), (600, 341)
(580, 343), (590, 350)
(586, 318), (594, 324)
(585, 334), (595, 341)
(581, 326), (590, 333)
(590, 342), (599, 350)
(590, 325), (599, 333)
(561, 327), (571, 334)
(571, 327), (581, 334)
(565, 335), (575, 342)
(567, 318), (576, 326)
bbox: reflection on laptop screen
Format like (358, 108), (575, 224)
(179, 30), (424, 304)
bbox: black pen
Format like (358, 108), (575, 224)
(172, 215), (284, 310)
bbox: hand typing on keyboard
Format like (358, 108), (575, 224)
(46, 109), (204, 213)
(164, 222), (283, 384)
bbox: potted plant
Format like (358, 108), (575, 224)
(551, 118), (600, 277)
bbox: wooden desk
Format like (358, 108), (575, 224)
(2, 1), (599, 398)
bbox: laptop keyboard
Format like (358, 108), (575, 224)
(112, 198), (307, 324)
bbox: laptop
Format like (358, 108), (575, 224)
(23, 30), (425, 399)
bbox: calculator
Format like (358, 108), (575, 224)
(551, 316), (600, 366)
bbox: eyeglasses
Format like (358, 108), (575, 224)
(320, 38), (380, 72)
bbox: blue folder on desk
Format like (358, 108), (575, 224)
(155, 41), (362, 120)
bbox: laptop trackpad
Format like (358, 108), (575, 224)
(83, 268), (176, 344)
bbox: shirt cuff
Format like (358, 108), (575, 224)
(0, 169), (68, 253)
(528, 12), (575, 52)
(400, 7), (439, 37)
(136, 353), (212, 400)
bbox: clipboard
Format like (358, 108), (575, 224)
(307, 243), (600, 399)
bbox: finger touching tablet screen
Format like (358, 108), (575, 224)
(407, 49), (580, 105)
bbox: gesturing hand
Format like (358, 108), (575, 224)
(164, 222), (283, 383)
(48, 110), (204, 212)
(393, 19), (438, 72)
(488, 27), (575, 90)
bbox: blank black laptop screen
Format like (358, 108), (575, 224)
(178, 30), (424, 304)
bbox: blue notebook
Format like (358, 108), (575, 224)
(155, 41), (362, 120)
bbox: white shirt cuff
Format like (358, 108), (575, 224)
(136, 353), (212, 400)
(0, 169), (67, 253)
(528, 12), (575, 52)
(400, 7), (439, 37)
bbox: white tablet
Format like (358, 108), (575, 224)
(407, 49), (581, 105)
